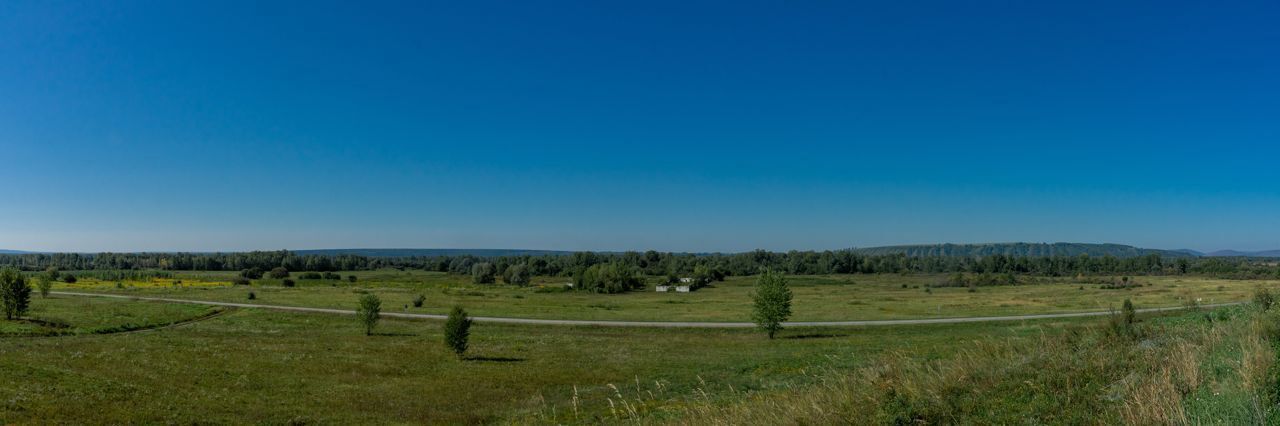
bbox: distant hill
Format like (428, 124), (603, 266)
(850, 243), (1196, 258)
(0, 249), (29, 254)
(292, 248), (573, 257)
(1206, 250), (1280, 258)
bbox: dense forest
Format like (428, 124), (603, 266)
(849, 243), (1195, 258)
(0, 250), (1276, 279)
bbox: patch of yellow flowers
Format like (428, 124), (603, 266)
(65, 278), (231, 289)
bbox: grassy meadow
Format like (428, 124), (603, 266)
(5, 271), (1280, 424)
(54, 270), (1277, 322)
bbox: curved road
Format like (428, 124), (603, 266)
(51, 291), (1243, 328)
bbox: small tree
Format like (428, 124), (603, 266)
(471, 262), (496, 284)
(751, 270), (792, 339)
(1255, 287), (1275, 311)
(347, 275), (358, 283)
(503, 263), (532, 286)
(1122, 298), (1136, 325)
(0, 267), (32, 320)
(35, 275), (53, 298)
(412, 294), (426, 308)
(444, 306), (472, 358)
(268, 267), (290, 279)
(357, 293), (381, 336)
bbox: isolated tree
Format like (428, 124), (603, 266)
(444, 306), (472, 358)
(412, 294), (426, 308)
(471, 262), (496, 284)
(503, 263), (532, 286)
(35, 275), (52, 298)
(268, 267), (290, 279)
(751, 270), (792, 339)
(240, 268), (264, 279)
(357, 293), (381, 336)
(0, 267), (31, 320)
(44, 267), (60, 283)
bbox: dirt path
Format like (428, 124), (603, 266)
(50, 291), (1244, 328)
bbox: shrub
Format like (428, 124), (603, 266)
(751, 270), (792, 339)
(444, 306), (472, 358)
(62, 274), (77, 284)
(323, 272), (341, 280)
(268, 267), (290, 279)
(471, 263), (496, 284)
(573, 263), (644, 294)
(231, 277), (251, 286)
(248, 291), (256, 300)
(240, 268), (264, 279)
(1122, 298), (1136, 325)
(35, 275), (52, 298)
(281, 279), (296, 288)
(412, 294), (426, 308)
(0, 267), (32, 320)
(1254, 287), (1275, 311)
(300, 272), (323, 280)
(503, 263), (532, 286)
(347, 275), (358, 283)
(357, 293), (381, 336)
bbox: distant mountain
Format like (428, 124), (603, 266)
(292, 248), (573, 257)
(0, 249), (29, 254)
(1206, 250), (1280, 258)
(1172, 249), (1206, 257)
(850, 243), (1197, 258)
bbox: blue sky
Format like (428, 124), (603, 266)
(1, 0), (1278, 253)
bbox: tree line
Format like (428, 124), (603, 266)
(0, 250), (1276, 279)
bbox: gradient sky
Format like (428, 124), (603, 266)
(1, 0), (1278, 253)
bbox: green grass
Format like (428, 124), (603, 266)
(0, 296), (220, 337)
(59, 271), (1277, 322)
(1, 294), (1084, 424)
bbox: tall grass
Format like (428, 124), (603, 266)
(554, 307), (1280, 425)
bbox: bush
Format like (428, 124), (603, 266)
(281, 279), (296, 288)
(268, 267), (290, 279)
(444, 306), (472, 358)
(35, 275), (52, 298)
(323, 272), (341, 280)
(62, 274), (77, 284)
(573, 263), (644, 294)
(1, 267), (32, 320)
(299, 272), (323, 280)
(412, 294), (426, 308)
(248, 291), (256, 300)
(503, 263), (532, 286)
(347, 275), (358, 283)
(1255, 287), (1275, 311)
(240, 268), (264, 279)
(357, 293), (381, 335)
(231, 277), (251, 286)
(1122, 298), (1136, 325)
(471, 263), (496, 284)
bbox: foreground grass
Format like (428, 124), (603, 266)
(656, 305), (1280, 425)
(58, 271), (1274, 322)
(1, 296), (1073, 424)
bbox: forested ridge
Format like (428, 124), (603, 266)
(0, 249), (1276, 279)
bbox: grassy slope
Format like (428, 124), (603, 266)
(1, 296), (1077, 424)
(0, 295), (218, 336)
(661, 305), (1280, 424)
(59, 271), (1275, 322)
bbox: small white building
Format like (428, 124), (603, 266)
(678, 277), (695, 283)
(676, 285), (691, 293)
(655, 285), (670, 292)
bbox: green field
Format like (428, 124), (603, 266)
(5, 271), (1280, 424)
(3, 294), (1070, 423)
(57, 270), (1276, 322)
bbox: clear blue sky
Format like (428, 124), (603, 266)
(1, 0), (1278, 253)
